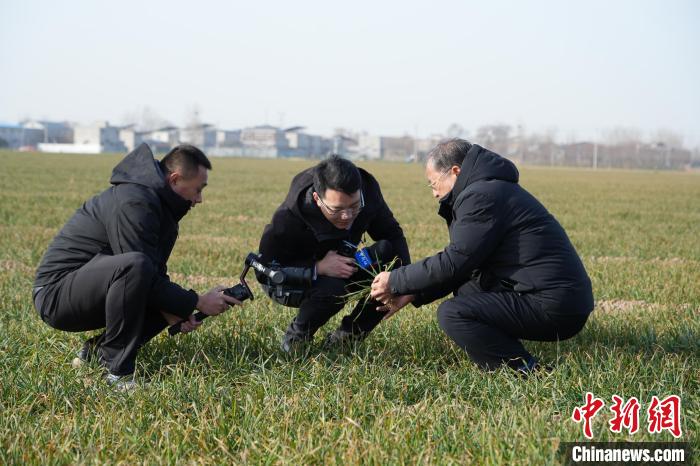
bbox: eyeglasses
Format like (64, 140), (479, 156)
(317, 191), (365, 217)
(427, 170), (450, 190)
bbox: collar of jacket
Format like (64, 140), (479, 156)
(437, 190), (454, 222)
(157, 183), (192, 222)
(436, 146), (479, 221)
(110, 143), (192, 221)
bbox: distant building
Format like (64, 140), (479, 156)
(144, 126), (180, 147)
(37, 143), (105, 154)
(415, 135), (444, 161)
(0, 123), (44, 149)
(39, 121), (125, 153)
(21, 120), (74, 144)
(381, 135), (415, 161)
(357, 134), (382, 160)
(241, 125), (288, 149)
(356, 134), (416, 161)
(284, 127), (328, 157)
(215, 129), (241, 148)
(73, 121), (125, 152)
(331, 135), (358, 159)
(521, 141), (693, 170)
(180, 124), (217, 148)
(118, 125), (143, 152)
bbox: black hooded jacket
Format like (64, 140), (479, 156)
(258, 167), (411, 273)
(389, 144), (593, 313)
(34, 143), (198, 318)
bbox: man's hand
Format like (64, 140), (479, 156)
(316, 250), (358, 279)
(377, 294), (415, 321)
(370, 271), (393, 303)
(197, 285), (242, 316)
(160, 311), (203, 334)
(160, 310), (182, 325)
(179, 313), (204, 333)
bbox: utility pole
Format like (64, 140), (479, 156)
(593, 142), (598, 170)
(549, 143), (554, 167)
(413, 124), (418, 163)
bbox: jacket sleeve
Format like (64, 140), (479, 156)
(258, 208), (316, 269)
(366, 190), (411, 266)
(410, 284), (455, 307)
(109, 196), (198, 319)
(389, 190), (502, 304)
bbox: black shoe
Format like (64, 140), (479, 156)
(104, 372), (137, 391)
(280, 320), (315, 355)
(71, 333), (105, 368)
(280, 331), (313, 355)
(512, 357), (554, 378)
(322, 327), (367, 350)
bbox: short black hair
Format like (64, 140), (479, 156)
(160, 144), (212, 178)
(427, 138), (473, 171)
(313, 154), (362, 196)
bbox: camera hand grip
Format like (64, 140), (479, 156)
(167, 311), (208, 336)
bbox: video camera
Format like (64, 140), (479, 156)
(258, 260), (313, 305)
(168, 252), (316, 336)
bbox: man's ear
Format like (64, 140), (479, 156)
(167, 171), (180, 186)
(452, 165), (461, 176)
(312, 191), (320, 202)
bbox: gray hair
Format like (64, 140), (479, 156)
(426, 138), (473, 171)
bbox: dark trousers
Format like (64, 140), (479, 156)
(34, 252), (168, 376)
(437, 279), (590, 370)
(281, 240), (396, 341)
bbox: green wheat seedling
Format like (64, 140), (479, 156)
(1, 150), (698, 465)
(341, 254), (400, 306)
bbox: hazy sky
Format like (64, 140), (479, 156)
(1, 0), (698, 145)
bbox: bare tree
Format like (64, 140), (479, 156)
(603, 126), (642, 146)
(141, 106), (171, 131)
(650, 128), (683, 148)
(185, 104), (203, 129)
(120, 110), (139, 128)
(446, 123), (467, 139)
(120, 106), (172, 131)
(475, 124), (512, 155)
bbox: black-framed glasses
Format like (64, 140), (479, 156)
(317, 191), (365, 217)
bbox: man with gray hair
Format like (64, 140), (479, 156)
(371, 139), (593, 374)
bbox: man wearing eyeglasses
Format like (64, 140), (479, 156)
(370, 139), (594, 375)
(257, 155), (411, 352)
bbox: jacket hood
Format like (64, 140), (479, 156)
(110, 143), (167, 189)
(454, 144), (519, 192)
(438, 144), (519, 220)
(110, 143), (191, 220)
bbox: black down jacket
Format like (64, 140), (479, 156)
(258, 166), (411, 272)
(389, 144), (593, 313)
(34, 143), (199, 318)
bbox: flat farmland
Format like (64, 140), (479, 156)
(1, 151), (697, 464)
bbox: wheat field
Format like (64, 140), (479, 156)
(0, 151), (697, 464)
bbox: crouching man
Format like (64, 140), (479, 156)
(33, 144), (240, 389)
(371, 139), (593, 374)
(257, 155), (411, 352)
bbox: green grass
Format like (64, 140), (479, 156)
(0, 151), (698, 464)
